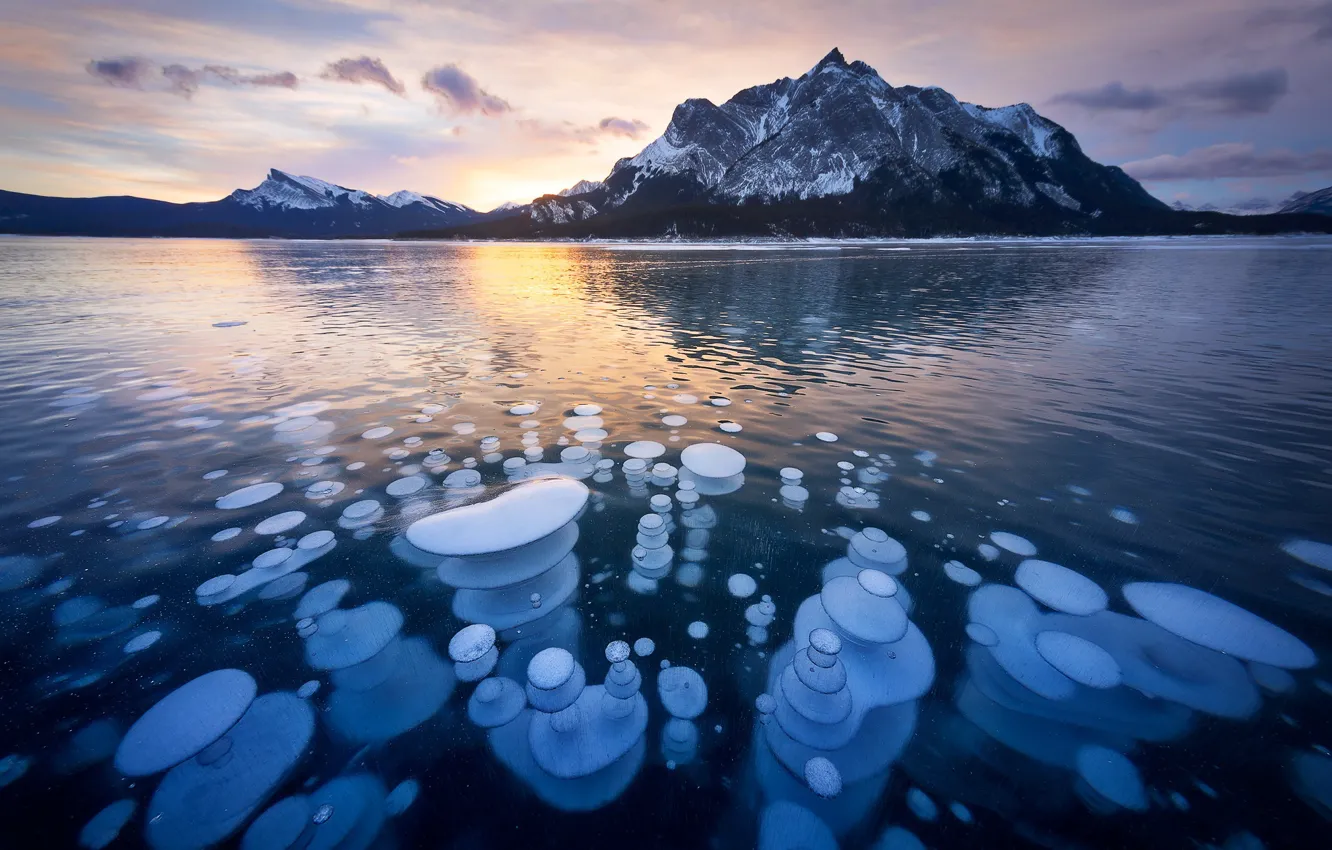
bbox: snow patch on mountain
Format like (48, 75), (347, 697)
(380, 190), (471, 215)
(231, 169), (380, 211)
(558, 180), (606, 197)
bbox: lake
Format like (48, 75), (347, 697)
(1, 236), (1330, 850)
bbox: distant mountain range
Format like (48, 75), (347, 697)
(2, 49), (1330, 240)
(0, 169), (513, 238)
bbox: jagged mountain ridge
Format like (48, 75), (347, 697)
(0, 169), (498, 238)
(496, 49), (1206, 238)
(1279, 186), (1332, 216)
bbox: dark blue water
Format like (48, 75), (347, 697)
(1, 236), (1330, 850)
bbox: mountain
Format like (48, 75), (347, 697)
(426, 49), (1331, 239)
(1171, 193), (1313, 216)
(1280, 186), (1332, 216)
(0, 169), (484, 237)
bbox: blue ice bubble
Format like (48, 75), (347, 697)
(989, 531), (1037, 557)
(1016, 560), (1108, 616)
(1110, 507), (1139, 524)
(115, 669), (257, 776)
(820, 570), (907, 645)
(977, 543), (1000, 561)
(295, 579), (351, 621)
(304, 602), (404, 671)
(803, 756), (842, 798)
(124, 630), (162, 654)
(1075, 745), (1147, 811)
(688, 621), (709, 639)
(1034, 630), (1122, 689)
(944, 560), (981, 587)
(0, 555), (43, 591)
(758, 802), (837, 850)
(435, 521), (579, 590)
(240, 795), (311, 850)
(255, 511), (306, 535)
(144, 692), (313, 849)
(406, 478), (590, 556)
(528, 686), (649, 779)
(56, 719), (120, 774)
(1123, 581), (1315, 669)
(79, 799), (136, 850)
(657, 666), (707, 719)
(968, 584), (1075, 701)
(296, 680), (320, 699)
(847, 528), (907, 575)
(215, 482), (283, 510)
(467, 676), (527, 728)
(680, 442), (746, 478)
(385, 779), (419, 816)
(448, 624), (497, 663)
(54, 596), (105, 627)
(1282, 539), (1332, 572)
(870, 826), (926, 850)
(906, 787), (938, 821)
(633, 637), (655, 657)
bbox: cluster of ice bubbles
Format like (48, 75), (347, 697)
(752, 527), (932, 849)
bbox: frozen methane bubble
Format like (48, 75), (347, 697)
(448, 624), (497, 663)
(680, 442), (746, 478)
(510, 403), (539, 415)
(304, 602), (404, 670)
(606, 640), (631, 663)
(254, 548), (293, 569)
(79, 799), (136, 850)
(0, 555), (43, 591)
(847, 528), (907, 574)
(145, 692), (314, 850)
(1123, 582), (1315, 669)
(688, 621), (710, 639)
(386, 779), (419, 816)
(1075, 745), (1147, 811)
(1282, 539), (1332, 571)
(361, 426), (394, 439)
(1015, 560), (1108, 615)
(989, 531), (1037, 556)
(624, 441), (666, 459)
(216, 482), (283, 510)
(406, 477), (590, 556)
(820, 570), (907, 644)
(239, 795), (311, 850)
(1035, 630), (1122, 689)
(803, 756), (843, 798)
(662, 414), (688, 427)
(657, 666), (707, 719)
(965, 623), (999, 646)
(634, 637), (655, 657)
(815, 432), (838, 442)
(211, 527), (242, 542)
(255, 511), (306, 535)
(114, 669), (257, 776)
(467, 677), (527, 728)
(573, 403), (602, 416)
(124, 631), (162, 654)
(758, 802), (837, 850)
(728, 573), (758, 598)
(295, 580), (350, 620)
(297, 530), (335, 550)
(525, 648), (586, 712)
(943, 561), (982, 587)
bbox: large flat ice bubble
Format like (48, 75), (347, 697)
(527, 647), (576, 690)
(820, 570), (907, 644)
(448, 624), (497, 663)
(989, 531), (1037, 556)
(944, 561), (981, 587)
(295, 580), (350, 620)
(467, 677), (526, 728)
(1015, 560), (1108, 615)
(0, 554), (43, 591)
(1075, 745), (1147, 811)
(758, 802), (837, 850)
(216, 483), (283, 510)
(1034, 631), (1122, 689)
(624, 441), (666, 460)
(145, 692), (314, 850)
(657, 666), (707, 719)
(1123, 582), (1315, 669)
(1283, 539), (1332, 572)
(255, 511), (306, 535)
(680, 442), (746, 478)
(115, 669), (257, 776)
(239, 795), (310, 850)
(79, 799), (136, 850)
(406, 477), (590, 556)
(304, 602), (404, 670)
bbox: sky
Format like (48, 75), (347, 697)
(0, 0), (1329, 212)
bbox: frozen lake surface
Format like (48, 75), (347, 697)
(1, 236), (1331, 849)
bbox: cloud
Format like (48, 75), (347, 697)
(86, 57), (155, 87)
(162, 64), (201, 97)
(1250, 2), (1332, 41)
(421, 64), (512, 115)
(203, 66), (299, 89)
(1121, 143), (1332, 180)
(1052, 68), (1289, 117)
(320, 56), (405, 95)
(597, 117), (650, 138)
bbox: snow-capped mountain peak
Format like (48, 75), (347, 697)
(557, 180), (606, 197)
(379, 190), (471, 216)
(231, 169), (381, 211)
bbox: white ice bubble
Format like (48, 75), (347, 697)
(1015, 559), (1108, 615)
(910, 511), (931, 522)
(624, 441), (666, 460)
(297, 530), (335, 550)
(1034, 630), (1122, 689)
(28, 516), (61, 529)
(1075, 745), (1147, 810)
(203, 470), (228, 480)
(673, 394), (698, 404)
(406, 477), (590, 556)
(137, 516), (170, 530)
(197, 575), (237, 597)
(254, 548), (293, 570)
(1123, 581), (1315, 669)
(304, 602), (404, 671)
(527, 647), (576, 690)
(573, 403), (602, 416)
(989, 531), (1037, 556)
(448, 624), (497, 663)
(728, 573), (758, 598)
(210, 527), (242, 543)
(510, 403), (540, 416)
(295, 580), (350, 620)
(680, 442), (746, 478)
(386, 475), (428, 497)
(255, 511), (306, 536)
(687, 621), (709, 639)
(814, 432), (838, 442)
(1110, 507), (1139, 524)
(662, 414), (688, 427)
(361, 426), (394, 440)
(216, 483), (283, 510)
(820, 570), (906, 644)
(634, 637), (656, 657)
